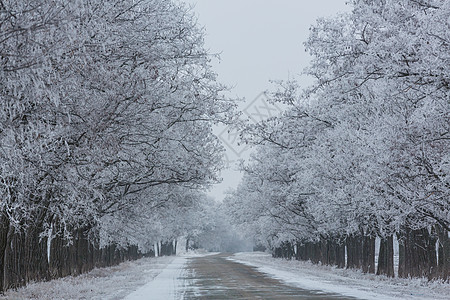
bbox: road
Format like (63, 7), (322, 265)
(181, 254), (358, 299)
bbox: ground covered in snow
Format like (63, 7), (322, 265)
(1, 251), (448, 299)
(0, 256), (176, 300)
(231, 252), (449, 300)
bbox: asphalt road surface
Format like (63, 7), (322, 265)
(181, 254), (358, 299)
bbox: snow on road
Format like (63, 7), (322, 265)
(124, 256), (186, 300)
(231, 252), (449, 300)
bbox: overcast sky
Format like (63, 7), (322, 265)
(183, 0), (351, 201)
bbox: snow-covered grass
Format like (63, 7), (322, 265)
(231, 252), (449, 300)
(0, 256), (176, 300)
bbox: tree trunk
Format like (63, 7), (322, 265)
(3, 227), (26, 290)
(24, 225), (49, 283)
(335, 240), (346, 269)
(282, 241), (294, 260)
(362, 235), (375, 274)
(185, 238), (190, 251)
(398, 227), (437, 279)
(376, 235), (394, 277)
(0, 215), (10, 292)
(437, 225), (449, 281)
(0, 215), (143, 294)
(310, 241), (320, 264)
(397, 232), (405, 278)
(327, 239), (336, 266)
(347, 234), (365, 270)
(295, 242), (306, 261)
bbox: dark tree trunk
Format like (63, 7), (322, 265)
(346, 235), (360, 269)
(437, 225), (449, 281)
(295, 242), (306, 261)
(160, 241), (176, 256)
(426, 227), (438, 280)
(76, 227), (91, 274)
(303, 242), (310, 261)
(0, 214), (10, 292)
(0, 216), (144, 293)
(319, 237), (340, 267)
(327, 239), (336, 266)
(346, 236), (352, 269)
(319, 238), (328, 265)
(282, 241), (294, 260)
(3, 227), (26, 290)
(356, 235), (363, 269)
(49, 233), (61, 278)
(362, 235), (376, 274)
(335, 240), (346, 269)
(161, 241), (167, 256)
(398, 227), (438, 279)
(398, 232), (405, 278)
(376, 235), (394, 277)
(307, 241), (318, 264)
(24, 225), (49, 283)
(273, 247), (281, 258)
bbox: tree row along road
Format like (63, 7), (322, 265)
(181, 254), (356, 299)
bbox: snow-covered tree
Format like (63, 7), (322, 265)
(0, 0), (235, 291)
(230, 0), (449, 280)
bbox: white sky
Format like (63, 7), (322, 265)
(183, 0), (351, 201)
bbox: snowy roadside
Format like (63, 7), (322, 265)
(0, 256), (176, 300)
(0, 250), (217, 300)
(230, 252), (449, 300)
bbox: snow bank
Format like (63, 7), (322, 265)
(230, 252), (449, 300)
